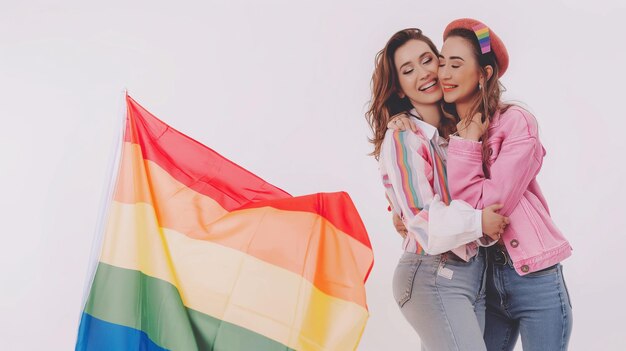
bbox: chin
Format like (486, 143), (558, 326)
(418, 94), (443, 105)
(443, 94), (457, 103)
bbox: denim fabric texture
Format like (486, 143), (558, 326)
(392, 249), (488, 351)
(484, 247), (573, 351)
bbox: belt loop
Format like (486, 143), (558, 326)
(489, 246), (509, 266)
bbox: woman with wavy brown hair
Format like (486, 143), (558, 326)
(366, 28), (508, 351)
(390, 19), (573, 351)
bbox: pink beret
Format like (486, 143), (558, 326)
(443, 18), (509, 77)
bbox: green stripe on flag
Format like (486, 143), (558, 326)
(84, 262), (294, 351)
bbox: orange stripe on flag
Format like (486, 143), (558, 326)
(113, 142), (372, 308)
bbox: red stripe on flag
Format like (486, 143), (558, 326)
(124, 94), (372, 252)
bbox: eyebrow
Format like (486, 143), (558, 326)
(400, 52), (432, 69)
(438, 55), (465, 61)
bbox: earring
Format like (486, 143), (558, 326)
(479, 83), (483, 90)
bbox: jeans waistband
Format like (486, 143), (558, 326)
(487, 246), (512, 267)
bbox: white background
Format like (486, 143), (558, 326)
(1, 0), (625, 350)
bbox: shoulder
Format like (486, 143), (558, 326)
(383, 128), (429, 146)
(381, 129), (430, 161)
(494, 105), (539, 138)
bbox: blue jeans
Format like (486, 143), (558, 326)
(392, 249), (487, 351)
(484, 248), (573, 351)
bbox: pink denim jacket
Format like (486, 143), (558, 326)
(447, 106), (572, 275)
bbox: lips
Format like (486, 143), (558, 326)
(442, 84), (458, 93)
(418, 79), (439, 92)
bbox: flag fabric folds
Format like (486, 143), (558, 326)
(75, 95), (374, 351)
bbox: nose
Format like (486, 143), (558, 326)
(418, 67), (433, 82)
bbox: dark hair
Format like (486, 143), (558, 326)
(366, 28), (456, 159)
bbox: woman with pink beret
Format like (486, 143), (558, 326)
(392, 18), (573, 350)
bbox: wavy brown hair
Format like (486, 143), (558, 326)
(365, 28), (456, 160)
(441, 28), (512, 172)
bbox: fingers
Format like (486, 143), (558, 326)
(392, 214), (407, 238)
(486, 203), (504, 212)
(458, 116), (488, 136)
(396, 227), (407, 237)
(494, 217), (509, 238)
(398, 229), (408, 239)
(387, 118), (405, 130)
(486, 232), (500, 242)
(387, 119), (401, 130)
(392, 213), (402, 225)
(393, 222), (407, 238)
(471, 113), (489, 127)
(485, 221), (507, 239)
(498, 217), (508, 233)
(387, 114), (402, 130)
(399, 119), (411, 131)
(483, 215), (509, 240)
(498, 215), (510, 229)
(387, 114), (415, 132)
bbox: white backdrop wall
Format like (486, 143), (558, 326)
(1, 1), (625, 350)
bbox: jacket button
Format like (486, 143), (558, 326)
(510, 239), (519, 248)
(521, 265), (529, 273)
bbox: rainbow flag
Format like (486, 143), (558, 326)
(75, 95), (374, 351)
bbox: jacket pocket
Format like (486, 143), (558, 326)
(519, 196), (546, 249)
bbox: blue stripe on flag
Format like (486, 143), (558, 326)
(76, 312), (168, 351)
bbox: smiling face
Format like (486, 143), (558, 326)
(393, 39), (442, 109)
(438, 36), (482, 105)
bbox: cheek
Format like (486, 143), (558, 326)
(459, 69), (478, 87)
(397, 75), (412, 93)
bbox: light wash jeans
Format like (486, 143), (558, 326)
(392, 249), (488, 351)
(484, 247), (573, 351)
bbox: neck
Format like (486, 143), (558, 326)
(455, 99), (474, 120)
(412, 103), (442, 129)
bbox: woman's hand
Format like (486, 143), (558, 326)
(387, 112), (418, 132)
(456, 113), (488, 141)
(392, 213), (408, 239)
(481, 204), (509, 241)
